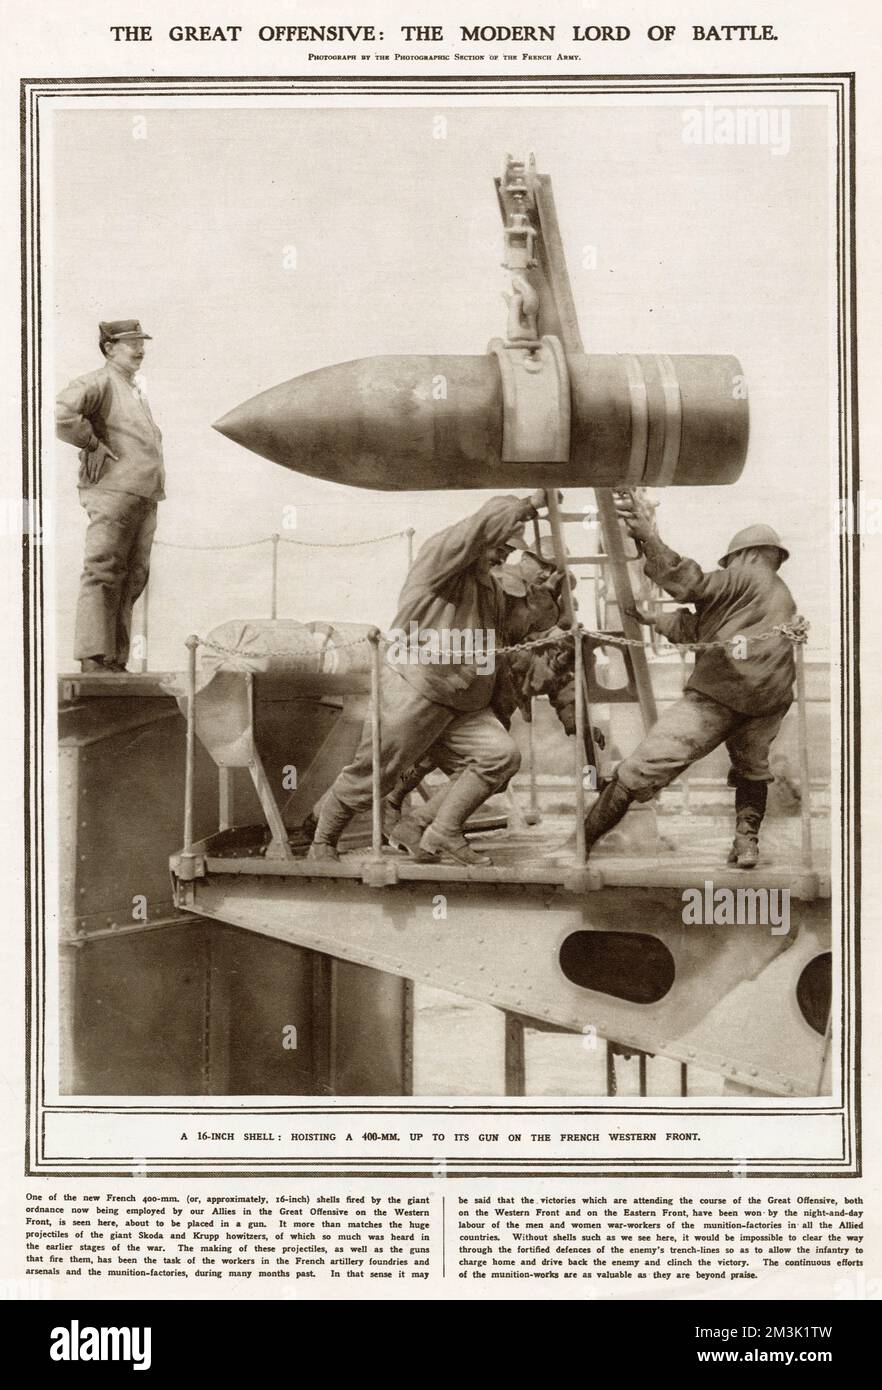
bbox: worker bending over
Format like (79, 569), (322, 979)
(308, 491), (550, 866)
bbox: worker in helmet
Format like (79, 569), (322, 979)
(308, 490), (551, 866)
(582, 492), (798, 869)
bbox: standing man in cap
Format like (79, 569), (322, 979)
(308, 491), (551, 866)
(56, 320), (164, 672)
(581, 492), (798, 869)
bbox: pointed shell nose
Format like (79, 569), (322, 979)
(213, 356), (502, 490)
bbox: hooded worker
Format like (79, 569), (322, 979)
(372, 538), (568, 860)
(308, 490), (551, 866)
(583, 491), (798, 869)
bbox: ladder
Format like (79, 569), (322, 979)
(495, 156), (659, 775)
(538, 499), (659, 730)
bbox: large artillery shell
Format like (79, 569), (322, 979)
(213, 351), (748, 491)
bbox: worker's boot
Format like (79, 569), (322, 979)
(80, 656), (107, 673)
(381, 762), (435, 859)
(384, 761), (432, 822)
(726, 778), (768, 870)
(583, 776), (635, 858)
(307, 789), (354, 862)
(419, 769), (494, 867)
(388, 776), (458, 860)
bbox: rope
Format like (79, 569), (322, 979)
(279, 531), (409, 549)
(192, 617), (810, 665)
(156, 537), (269, 552)
(155, 529), (409, 552)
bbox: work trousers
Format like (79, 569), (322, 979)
(74, 489), (157, 665)
(616, 689), (790, 803)
(332, 665), (521, 814)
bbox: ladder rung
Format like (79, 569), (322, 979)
(544, 552), (643, 567)
(557, 511), (593, 523)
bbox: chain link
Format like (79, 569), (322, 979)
(493, 618), (809, 659)
(196, 632), (377, 662)
(193, 616), (810, 665)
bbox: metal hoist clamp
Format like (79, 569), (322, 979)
(488, 334), (571, 464)
(489, 152), (571, 464)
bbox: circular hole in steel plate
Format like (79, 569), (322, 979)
(559, 931), (675, 1004)
(796, 952), (832, 1036)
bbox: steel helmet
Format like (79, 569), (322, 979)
(719, 524), (789, 568)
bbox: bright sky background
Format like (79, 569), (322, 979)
(46, 97), (836, 669)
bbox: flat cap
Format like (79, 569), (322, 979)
(99, 319), (152, 343)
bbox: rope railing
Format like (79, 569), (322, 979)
(137, 526), (415, 665)
(154, 528), (413, 550)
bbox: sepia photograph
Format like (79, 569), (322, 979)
(30, 81), (849, 1167)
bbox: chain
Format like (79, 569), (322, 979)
(193, 617), (810, 665)
(498, 615), (811, 657)
(156, 529), (409, 553)
(196, 632), (377, 661)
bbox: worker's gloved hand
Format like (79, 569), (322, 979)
(624, 605), (656, 628)
(613, 487), (658, 542)
(538, 567), (565, 593)
(78, 440), (118, 485)
(527, 488), (564, 513)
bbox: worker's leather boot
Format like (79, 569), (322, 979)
(383, 761), (432, 822)
(419, 769), (494, 866)
(387, 812), (437, 860)
(726, 778), (768, 870)
(583, 777), (634, 858)
(307, 789), (354, 862)
(80, 656), (107, 673)
(388, 777), (459, 860)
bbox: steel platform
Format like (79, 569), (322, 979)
(173, 815), (830, 902)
